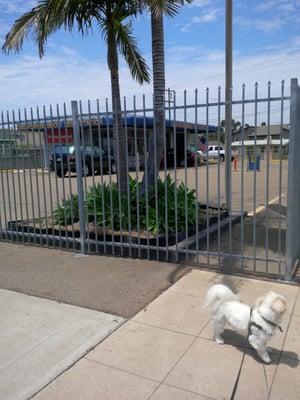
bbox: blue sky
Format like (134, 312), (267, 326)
(0, 0), (300, 120)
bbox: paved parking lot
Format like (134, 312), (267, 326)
(0, 160), (288, 277)
(0, 160), (287, 222)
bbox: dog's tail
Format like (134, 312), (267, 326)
(202, 284), (239, 313)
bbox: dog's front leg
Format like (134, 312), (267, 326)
(248, 335), (271, 364)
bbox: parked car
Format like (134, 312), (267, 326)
(162, 147), (196, 168)
(197, 145), (235, 162)
(49, 145), (117, 177)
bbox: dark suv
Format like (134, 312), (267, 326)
(49, 145), (117, 177)
(162, 147), (196, 168)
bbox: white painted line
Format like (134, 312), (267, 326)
(248, 194), (285, 217)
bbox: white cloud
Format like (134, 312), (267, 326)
(255, 18), (286, 33)
(188, 0), (211, 8)
(181, 7), (222, 31)
(236, 16), (286, 34)
(0, 0), (37, 14)
(1, 41), (299, 124)
(245, 1), (300, 33)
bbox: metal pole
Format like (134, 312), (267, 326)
(225, 0), (233, 210)
(71, 100), (86, 254)
(286, 78), (300, 280)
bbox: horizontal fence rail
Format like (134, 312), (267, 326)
(0, 80), (298, 281)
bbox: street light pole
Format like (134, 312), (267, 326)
(225, 0), (232, 210)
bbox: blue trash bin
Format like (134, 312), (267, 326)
(248, 156), (260, 171)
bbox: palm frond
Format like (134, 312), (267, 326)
(2, 0), (101, 56)
(115, 20), (150, 84)
(133, 0), (193, 17)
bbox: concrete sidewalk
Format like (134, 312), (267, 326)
(0, 289), (124, 400)
(34, 269), (300, 400)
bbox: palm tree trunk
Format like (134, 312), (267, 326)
(107, 29), (128, 194)
(141, 10), (165, 192)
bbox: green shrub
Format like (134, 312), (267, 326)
(53, 195), (79, 226)
(53, 175), (199, 235)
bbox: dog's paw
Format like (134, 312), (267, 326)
(215, 337), (224, 344)
(261, 354), (271, 364)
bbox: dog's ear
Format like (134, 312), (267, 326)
(271, 296), (287, 314)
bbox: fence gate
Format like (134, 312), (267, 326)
(0, 79), (299, 281)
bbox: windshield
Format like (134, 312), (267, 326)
(52, 145), (75, 155)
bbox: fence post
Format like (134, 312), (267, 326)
(286, 78), (300, 280)
(71, 100), (86, 254)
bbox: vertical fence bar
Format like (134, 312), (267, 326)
(265, 82), (271, 273)
(79, 101), (90, 253)
(105, 99), (115, 255)
(142, 95), (150, 259)
(205, 88), (210, 264)
(56, 104), (69, 249)
(278, 80), (284, 274)
(2, 112), (13, 238)
(36, 106), (49, 247)
(194, 89), (199, 264)
(163, 93), (168, 262)
(88, 100), (98, 254)
(24, 108), (37, 244)
(240, 84), (245, 270)
(114, 97), (123, 257)
(30, 107), (43, 245)
(19, 109), (30, 242)
(286, 78), (300, 280)
(173, 93), (178, 262)
(153, 95), (159, 260)
(96, 99), (107, 254)
(133, 96), (141, 257)
(43, 106), (55, 243)
(0, 113), (8, 239)
(6, 111), (18, 241)
(71, 101), (86, 254)
(123, 97), (132, 257)
(253, 83), (258, 272)
(217, 86), (222, 264)
(12, 110), (24, 243)
(49, 105), (62, 247)
(63, 103), (75, 250)
(184, 90), (188, 263)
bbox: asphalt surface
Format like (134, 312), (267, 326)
(0, 242), (189, 319)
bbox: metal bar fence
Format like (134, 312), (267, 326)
(0, 81), (297, 280)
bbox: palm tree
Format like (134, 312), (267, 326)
(3, 0), (150, 193)
(135, 0), (192, 191)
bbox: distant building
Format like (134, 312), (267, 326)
(8, 117), (217, 169)
(233, 124), (289, 141)
(231, 124), (289, 160)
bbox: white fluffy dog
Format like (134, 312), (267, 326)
(203, 284), (287, 363)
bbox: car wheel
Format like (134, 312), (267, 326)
(111, 162), (117, 174)
(220, 155), (225, 162)
(56, 169), (64, 177)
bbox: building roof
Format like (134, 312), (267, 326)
(16, 116), (217, 134)
(96, 116), (217, 133)
(247, 124), (289, 137)
(231, 138), (289, 147)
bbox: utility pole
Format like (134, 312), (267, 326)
(165, 88), (175, 148)
(165, 88), (175, 122)
(225, 0), (233, 210)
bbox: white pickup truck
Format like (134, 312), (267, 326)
(197, 145), (235, 162)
